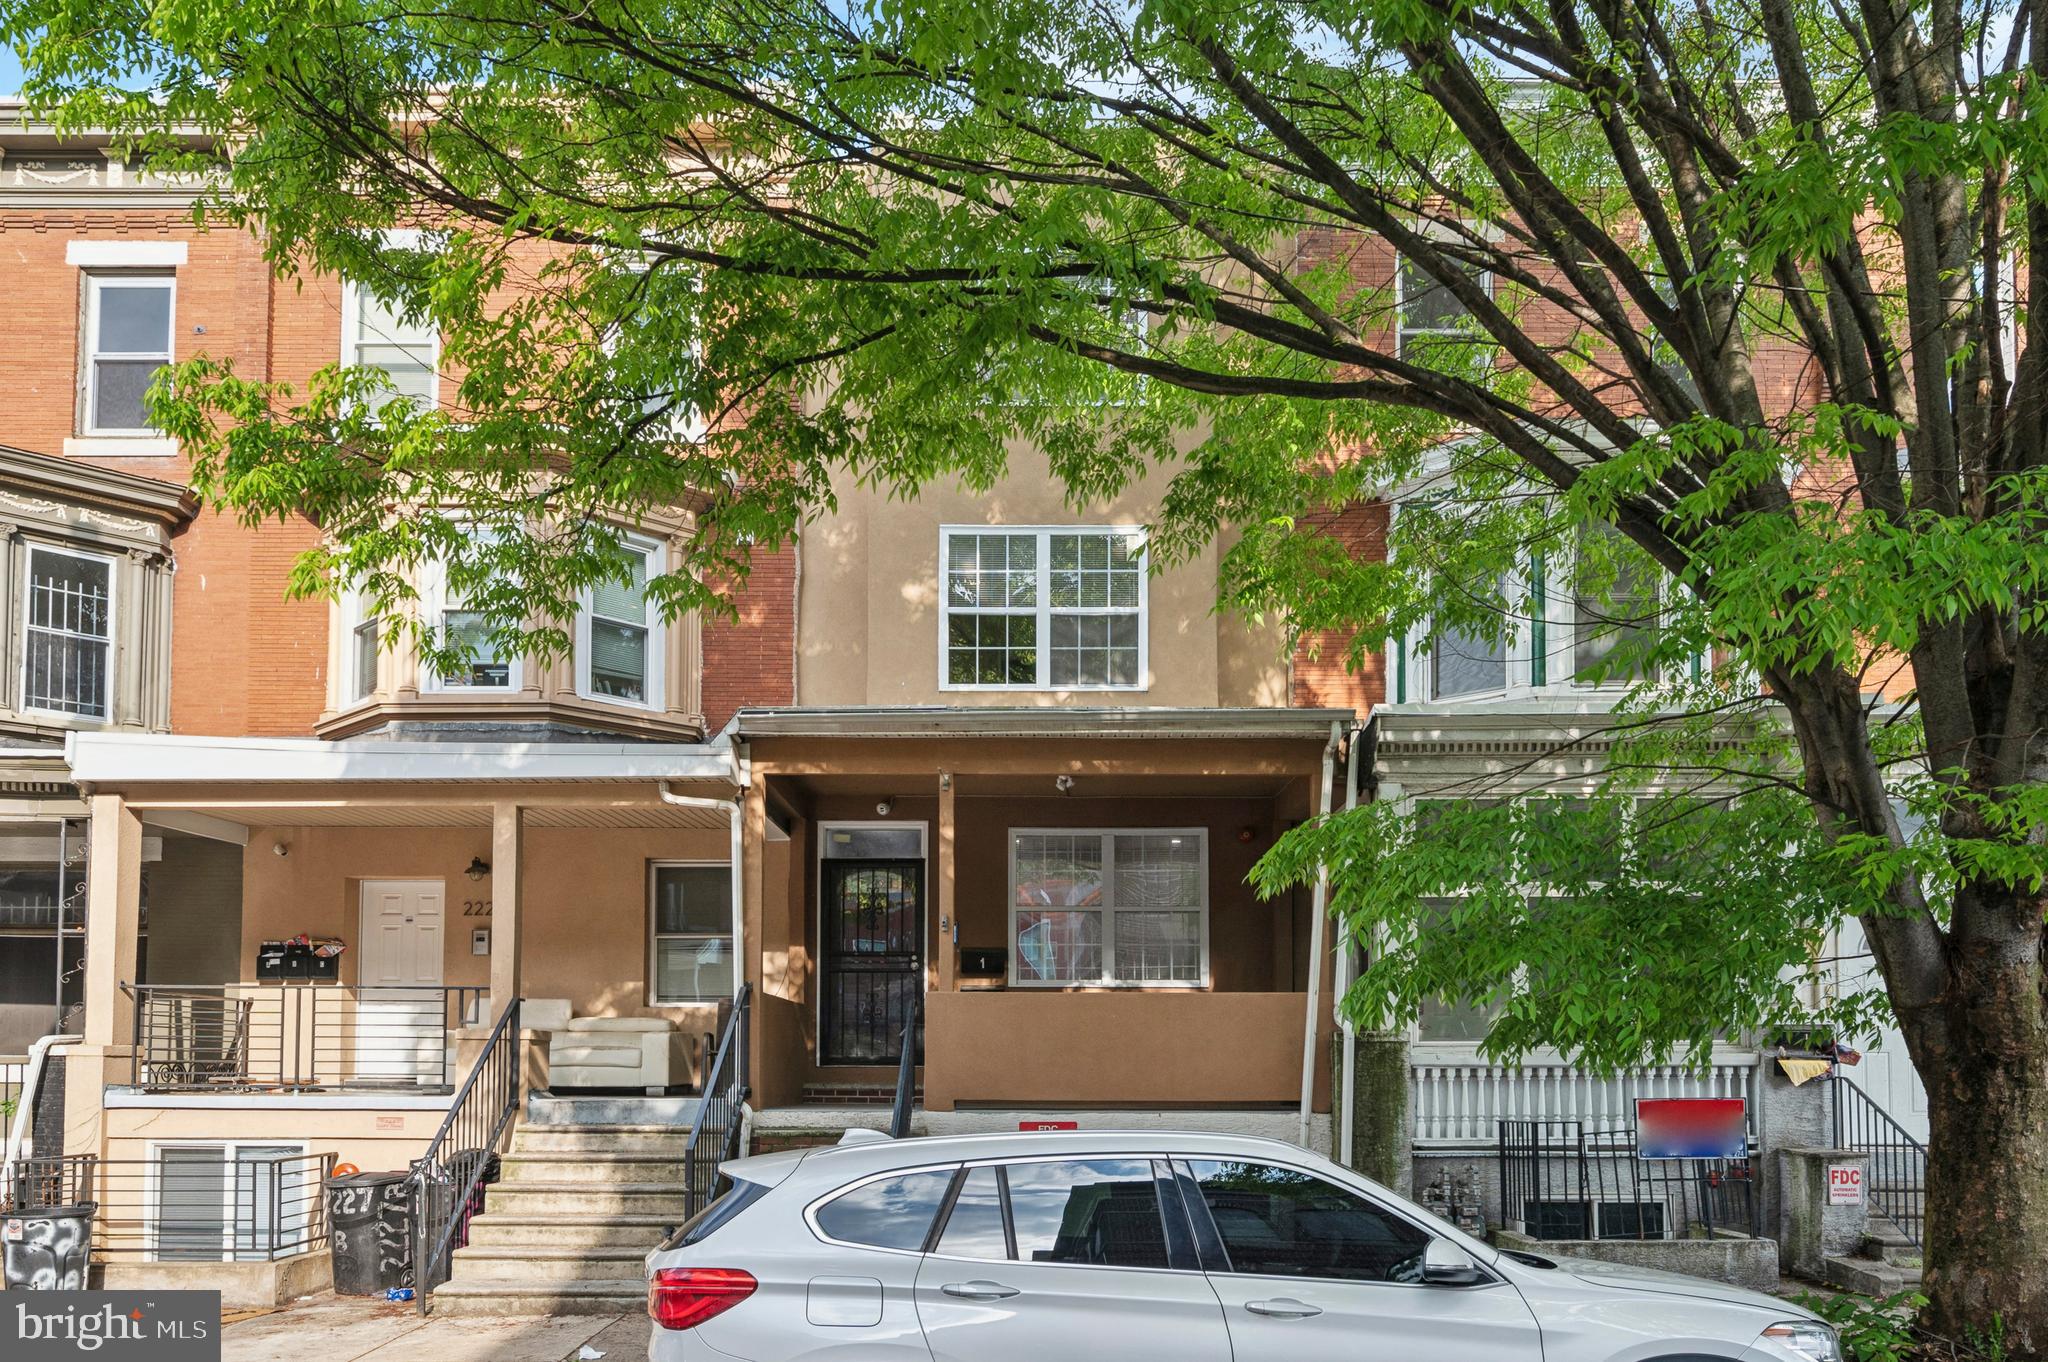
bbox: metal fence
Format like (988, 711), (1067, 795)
(412, 997), (523, 1307)
(1499, 1119), (1758, 1241)
(123, 983), (486, 1093)
(1832, 1076), (1925, 1248)
(4, 1151), (336, 1262)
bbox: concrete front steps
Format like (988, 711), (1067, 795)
(432, 1122), (691, 1317)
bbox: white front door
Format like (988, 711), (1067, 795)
(357, 880), (446, 1083)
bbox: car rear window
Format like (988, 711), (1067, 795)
(660, 1178), (771, 1250)
(813, 1168), (955, 1251)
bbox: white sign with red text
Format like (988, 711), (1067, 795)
(1828, 1163), (1865, 1206)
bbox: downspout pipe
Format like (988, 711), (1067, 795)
(1337, 726), (1363, 1168)
(660, 743), (752, 1002)
(2, 1033), (82, 1203)
(1298, 722), (1342, 1149)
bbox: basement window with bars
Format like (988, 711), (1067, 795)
(941, 526), (1147, 690)
(1011, 829), (1207, 987)
(22, 545), (114, 719)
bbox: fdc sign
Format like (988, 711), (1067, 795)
(1828, 1164), (1865, 1207)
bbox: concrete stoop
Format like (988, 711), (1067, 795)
(431, 1121), (687, 1317)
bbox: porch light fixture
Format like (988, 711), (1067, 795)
(875, 797), (894, 817)
(465, 855), (490, 881)
(1055, 775), (1076, 795)
(271, 841), (289, 858)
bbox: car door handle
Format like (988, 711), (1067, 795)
(940, 1280), (1020, 1300)
(1244, 1297), (1322, 1319)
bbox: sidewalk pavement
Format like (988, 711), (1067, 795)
(223, 1294), (651, 1362)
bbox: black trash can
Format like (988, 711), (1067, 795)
(324, 1171), (414, 1295)
(2, 1202), (97, 1291)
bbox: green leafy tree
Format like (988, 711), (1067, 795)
(9, 0), (2048, 1342)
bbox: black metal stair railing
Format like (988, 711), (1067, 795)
(889, 1000), (922, 1140)
(1831, 1075), (1926, 1249)
(683, 984), (752, 1221)
(411, 997), (522, 1312)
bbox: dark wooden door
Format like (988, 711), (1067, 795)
(820, 860), (924, 1066)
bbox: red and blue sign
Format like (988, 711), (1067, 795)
(1635, 1098), (1748, 1160)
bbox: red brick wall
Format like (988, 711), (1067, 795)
(0, 209), (331, 736)
(1290, 501), (1389, 715)
(701, 544), (798, 732)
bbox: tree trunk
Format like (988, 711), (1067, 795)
(1914, 922), (2048, 1355)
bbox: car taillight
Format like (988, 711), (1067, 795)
(648, 1267), (757, 1330)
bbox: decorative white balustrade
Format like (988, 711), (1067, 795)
(1409, 1052), (1759, 1147)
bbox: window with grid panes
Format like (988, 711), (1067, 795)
(943, 527), (1145, 689)
(23, 546), (113, 719)
(1011, 829), (1204, 986)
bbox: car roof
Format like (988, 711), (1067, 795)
(731, 1128), (1333, 1188)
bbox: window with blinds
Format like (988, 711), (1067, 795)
(23, 546), (113, 719)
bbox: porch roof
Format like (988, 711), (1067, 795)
(65, 733), (740, 787)
(731, 705), (1356, 741)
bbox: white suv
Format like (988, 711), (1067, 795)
(644, 1129), (1838, 1362)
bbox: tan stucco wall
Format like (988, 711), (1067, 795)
(236, 823), (729, 1035)
(796, 453), (1291, 707)
(923, 989), (1309, 1109)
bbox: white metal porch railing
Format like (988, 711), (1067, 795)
(1410, 1053), (1760, 1147)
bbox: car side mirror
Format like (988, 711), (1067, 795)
(1422, 1238), (1489, 1286)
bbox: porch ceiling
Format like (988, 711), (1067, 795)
(125, 799), (736, 830)
(779, 771), (1301, 800)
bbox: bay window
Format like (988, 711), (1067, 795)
(942, 526), (1146, 690)
(22, 545), (114, 719)
(576, 534), (663, 706)
(1571, 525), (1662, 684)
(1011, 829), (1206, 986)
(650, 862), (734, 1003)
(422, 552), (516, 692)
(83, 274), (175, 434)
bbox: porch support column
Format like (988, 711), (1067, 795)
(490, 802), (524, 1013)
(935, 772), (955, 995)
(82, 793), (143, 1049)
(63, 793), (144, 1159)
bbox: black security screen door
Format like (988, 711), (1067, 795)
(821, 860), (924, 1066)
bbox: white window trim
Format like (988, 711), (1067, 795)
(648, 859), (736, 1005)
(606, 255), (707, 443)
(937, 524), (1150, 693)
(419, 556), (521, 695)
(67, 240), (188, 268)
(82, 272), (176, 436)
(145, 1139), (311, 1263)
(574, 531), (666, 710)
(1393, 229), (1494, 359)
(1007, 826), (1209, 989)
(19, 542), (116, 724)
(341, 587), (381, 704)
(339, 276), (440, 409)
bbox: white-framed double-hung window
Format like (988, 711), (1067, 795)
(649, 862), (734, 1003)
(82, 273), (176, 434)
(150, 1141), (317, 1263)
(941, 526), (1147, 690)
(340, 277), (437, 409)
(21, 544), (115, 720)
(421, 549), (518, 694)
(1010, 829), (1207, 987)
(575, 533), (664, 707)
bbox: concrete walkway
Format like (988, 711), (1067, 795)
(223, 1294), (651, 1362)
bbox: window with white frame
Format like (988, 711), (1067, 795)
(423, 551), (516, 692)
(650, 862), (734, 1002)
(1011, 829), (1206, 986)
(152, 1142), (314, 1262)
(1429, 613), (1508, 699)
(576, 534), (663, 706)
(1572, 524), (1662, 684)
(342, 589), (380, 702)
(942, 527), (1146, 690)
(83, 274), (175, 434)
(22, 545), (114, 719)
(1396, 246), (1490, 356)
(341, 279), (437, 408)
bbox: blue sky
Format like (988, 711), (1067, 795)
(2, 46), (25, 96)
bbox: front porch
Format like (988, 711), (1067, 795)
(54, 734), (742, 1172)
(734, 707), (1351, 1138)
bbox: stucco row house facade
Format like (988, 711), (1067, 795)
(0, 99), (1919, 1302)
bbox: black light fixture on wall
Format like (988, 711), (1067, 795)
(465, 855), (491, 881)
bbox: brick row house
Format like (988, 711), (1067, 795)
(0, 99), (1916, 1306)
